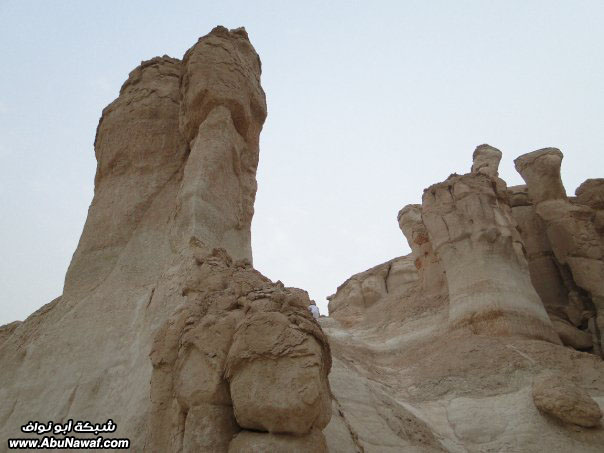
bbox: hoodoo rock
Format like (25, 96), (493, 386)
(515, 149), (604, 356)
(324, 145), (604, 452)
(0, 27), (331, 452)
(470, 143), (502, 177)
(421, 145), (558, 342)
(2, 28), (604, 453)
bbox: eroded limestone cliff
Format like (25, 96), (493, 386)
(0, 27), (331, 453)
(325, 145), (604, 452)
(2, 26), (604, 453)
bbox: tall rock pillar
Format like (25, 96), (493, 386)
(515, 149), (604, 355)
(421, 145), (559, 342)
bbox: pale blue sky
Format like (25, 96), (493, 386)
(1, 1), (603, 324)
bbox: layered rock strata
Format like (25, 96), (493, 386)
(2, 28), (604, 452)
(421, 145), (558, 341)
(0, 27), (332, 452)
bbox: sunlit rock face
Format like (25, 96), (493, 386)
(323, 145), (604, 453)
(0, 26), (333, 453)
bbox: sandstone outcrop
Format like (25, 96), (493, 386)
(421, 145), (558, 341)
(327, 255), (420, 326)
(2, 26), (604, 453)
(325, 145), (604, 452)
(532, 373), (602, 427)
(0, 26), (332, 453)
(148, 248), (331, 451)
(515, 149), (604, 356)
(398, 204), (446, 296)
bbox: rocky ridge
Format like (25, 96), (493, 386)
(325, 145), (604, 452)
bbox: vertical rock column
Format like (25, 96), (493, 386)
(421, 145), (559, 342)
(145, 27), (332, 452)
(508, 184), (594, 350)
(398, 204), (446, 295)
(64, 56), (187, 299)
(172, 26), (267, 263)
(515, 149), (604, 355)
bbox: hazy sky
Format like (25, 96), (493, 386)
(1, 1), (603, 324)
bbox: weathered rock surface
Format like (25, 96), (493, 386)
(228, 429), (328, 453)
(398, 204), (447, 296)
(470, 143), (502, 177)
(325, 145), (604, 452)
(532, 373), (602, 427)
(421, 145), (558, 341)
(515, 149), (604, 356)
(0, 26), (331, 453)
(148, 248), (331, 451)
(327, 255), (420, 326)
(2, 28), (604, 453)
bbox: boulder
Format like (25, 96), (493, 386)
(533, 373), (602, 427)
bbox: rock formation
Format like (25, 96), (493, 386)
(515, 149), (604, 356)
(532, 372), (602, 428)
(398, 204), (447, 296)
(2, 26), (604, 453)
(0, 27), (331, 452)
(325, 145), (604, 452)
(421, 145), (558, 342)
(148, 248), (331, 452)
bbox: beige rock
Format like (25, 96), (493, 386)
(225, 311), (331, 435)
(471, 144), (502, 177)
(514, 148), (567, 203)
(323, 400), (361, 453)
(421, 161), (558, 342)
(533, 373), (602, 427)
(327, 256), (420, 326)
(4, 24), (604, 453)
(182, 405), (239, 452)
(64, 55), (185, 299)
(576, 179), (604, 210)
(516, 148), (604, 355)
(550, 315), (593, 350)
(0, 26), (333, 453)
(148, 248), (332, 451)
(398, 204), (447, 295)
(324, 145), (604, 453)
(576, 178), (604, 240)
(508, 186), (571, 317)
(228, 429), (328, 453)
(173, 26), (266, 262)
